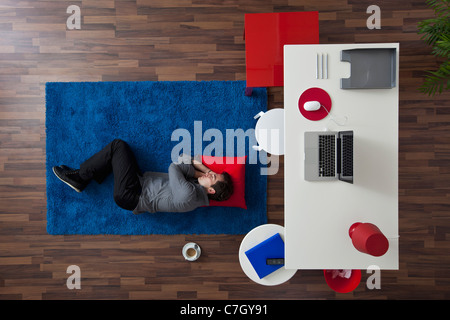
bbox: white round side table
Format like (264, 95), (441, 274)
(253, 108), (285, 155)
(239, 224), (297, 286)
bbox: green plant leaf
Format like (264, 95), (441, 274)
(433, 34), (450, 57)
(419, 61), (450, 95)
(417, 0), (450, 96)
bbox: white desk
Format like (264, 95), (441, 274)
(283, 43), (399, 270)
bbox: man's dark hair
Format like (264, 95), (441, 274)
(208, 171), (233, 201)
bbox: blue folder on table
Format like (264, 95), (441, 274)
(244, 233), (285, 279)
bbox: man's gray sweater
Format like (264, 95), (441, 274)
(132, 155), (209, 214)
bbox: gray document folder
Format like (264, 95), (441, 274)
(340, 48), (396, 89)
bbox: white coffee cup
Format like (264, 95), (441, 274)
(182, 242), (201, 261)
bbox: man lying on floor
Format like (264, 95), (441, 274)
(52, 139), (233, 214)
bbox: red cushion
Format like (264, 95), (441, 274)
(201, 155), (247, 209)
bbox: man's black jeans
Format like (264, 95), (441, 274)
(79, 139), (142, 211)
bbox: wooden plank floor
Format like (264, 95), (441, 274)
(1, 0), (449, 300)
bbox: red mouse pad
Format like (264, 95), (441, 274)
(298, 87), (332, 121)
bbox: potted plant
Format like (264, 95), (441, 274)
(417, 0), (450, 96)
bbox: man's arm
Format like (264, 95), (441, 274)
(168, 162), (196, 201)
(177, 154), (215, 178)
(191, 155), (215, 175)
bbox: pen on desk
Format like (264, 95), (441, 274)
(321, 53), (324, 79)
(325, 53), (328, 79)
(316, 53), (319, 79)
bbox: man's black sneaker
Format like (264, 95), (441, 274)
(52, 165), (89, 193)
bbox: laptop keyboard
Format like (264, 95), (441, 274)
(319, 135), (335, 177)
(342, 135), (353, 176)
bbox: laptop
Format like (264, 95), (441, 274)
(304, 130), (353, 183)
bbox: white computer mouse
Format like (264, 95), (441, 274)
(303, 101), (321, 111)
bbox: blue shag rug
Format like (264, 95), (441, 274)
(45, 81), (268, 235)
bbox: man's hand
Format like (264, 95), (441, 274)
(194, 170), (205, 179)
(192, 156), (214, 175)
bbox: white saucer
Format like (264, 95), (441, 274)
(182, 242), (201, 261)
